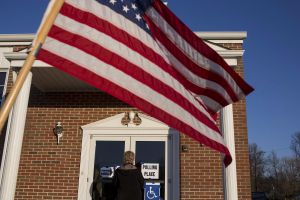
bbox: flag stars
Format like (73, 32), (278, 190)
(109, 0), (117, 5)
(132, 3), (137, 10)
(135, 13), (142, 21)
(122, 5), (129, 13)
(105, 0), (150, 33)
(145, 24), (150, 30)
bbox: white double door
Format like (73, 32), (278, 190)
(88, 135), (168, 200)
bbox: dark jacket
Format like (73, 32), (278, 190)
(113, 164), (144, 200)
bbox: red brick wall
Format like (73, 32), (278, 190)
(180, 135), (224, 200)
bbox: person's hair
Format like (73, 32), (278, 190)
(123, 151), (135, 164)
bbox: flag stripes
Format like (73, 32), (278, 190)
(36, 0), (253, 166)
(43, 1), (227, 142)
(55, 7), (216, 119)
(146, 0), (253, 111)
(61, 0), (238, 114)
(145, 19), (234, 106)
(46, 25), (219, 133)
(38, 44), (229, 156)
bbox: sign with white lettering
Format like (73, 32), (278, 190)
(100, 167), (114, 178)
(141, 163), (159, 179)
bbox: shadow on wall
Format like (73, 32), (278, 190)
(28, 85), (131, 108)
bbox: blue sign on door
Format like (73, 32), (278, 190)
(144, 182), (160, 200)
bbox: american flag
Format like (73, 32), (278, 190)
(37, 0), (253, 166)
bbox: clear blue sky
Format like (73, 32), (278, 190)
(1, 0), (299, 157)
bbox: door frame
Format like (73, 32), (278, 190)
(77, 113), (179, 200)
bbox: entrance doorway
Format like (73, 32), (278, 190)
(90, 136), (167, 200)
(77, 113), (179, 200)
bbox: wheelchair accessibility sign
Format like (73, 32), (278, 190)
(144, 182), (160, 200)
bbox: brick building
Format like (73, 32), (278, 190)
(0, 32), (252, 200)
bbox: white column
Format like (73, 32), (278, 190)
(0, 51), (12, 185)
(0, 71), (32, 200)
(221, 104), (238, 200)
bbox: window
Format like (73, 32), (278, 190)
(0, 71), (8, 106)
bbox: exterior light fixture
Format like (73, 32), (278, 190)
(121, 112), (131, 126)
(53, 122), (63, 144)
(132, 112), (142, 126)
(121, 112), (142, 126)
(181, 145), (189, 152)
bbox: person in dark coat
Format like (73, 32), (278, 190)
(113, 151), (144, 200)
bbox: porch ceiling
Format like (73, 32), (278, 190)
(31, 67), (98, 92)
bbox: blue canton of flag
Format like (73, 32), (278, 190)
(96, 0), (152, 33)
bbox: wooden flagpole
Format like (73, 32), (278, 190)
(0, 0), (65, 133)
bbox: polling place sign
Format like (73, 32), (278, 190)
(141, 163), (159, 179)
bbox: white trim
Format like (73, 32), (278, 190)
(224, 58), (237, 67)
(0, 42), (32, 46)
(207, 40), (244, 44)
(0, 34), (35, 42)
(2, 53), (50, 67)
(10, 60), (50, 68)
(195, 32), (247, 40)
(217, 50), (245, 57)
(0, 53), (10, 69)
(3, 52), (28, 60)
(77, 130), (91, 200)
(0, 48), (13, 54)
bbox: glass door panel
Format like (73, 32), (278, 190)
(135, 141), (165, 180)
(89, 136), (130, 200)
(131, 137), (168, 200)
(94, 141), (124, 167)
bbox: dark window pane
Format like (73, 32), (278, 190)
(93, 141), (125, 200)
(0, 86), (4, 95)
(94, 141), (124, 168)
(0, 86), (4, 106)
(135, 141), (165, 199)
(0, 72), (6, 85)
